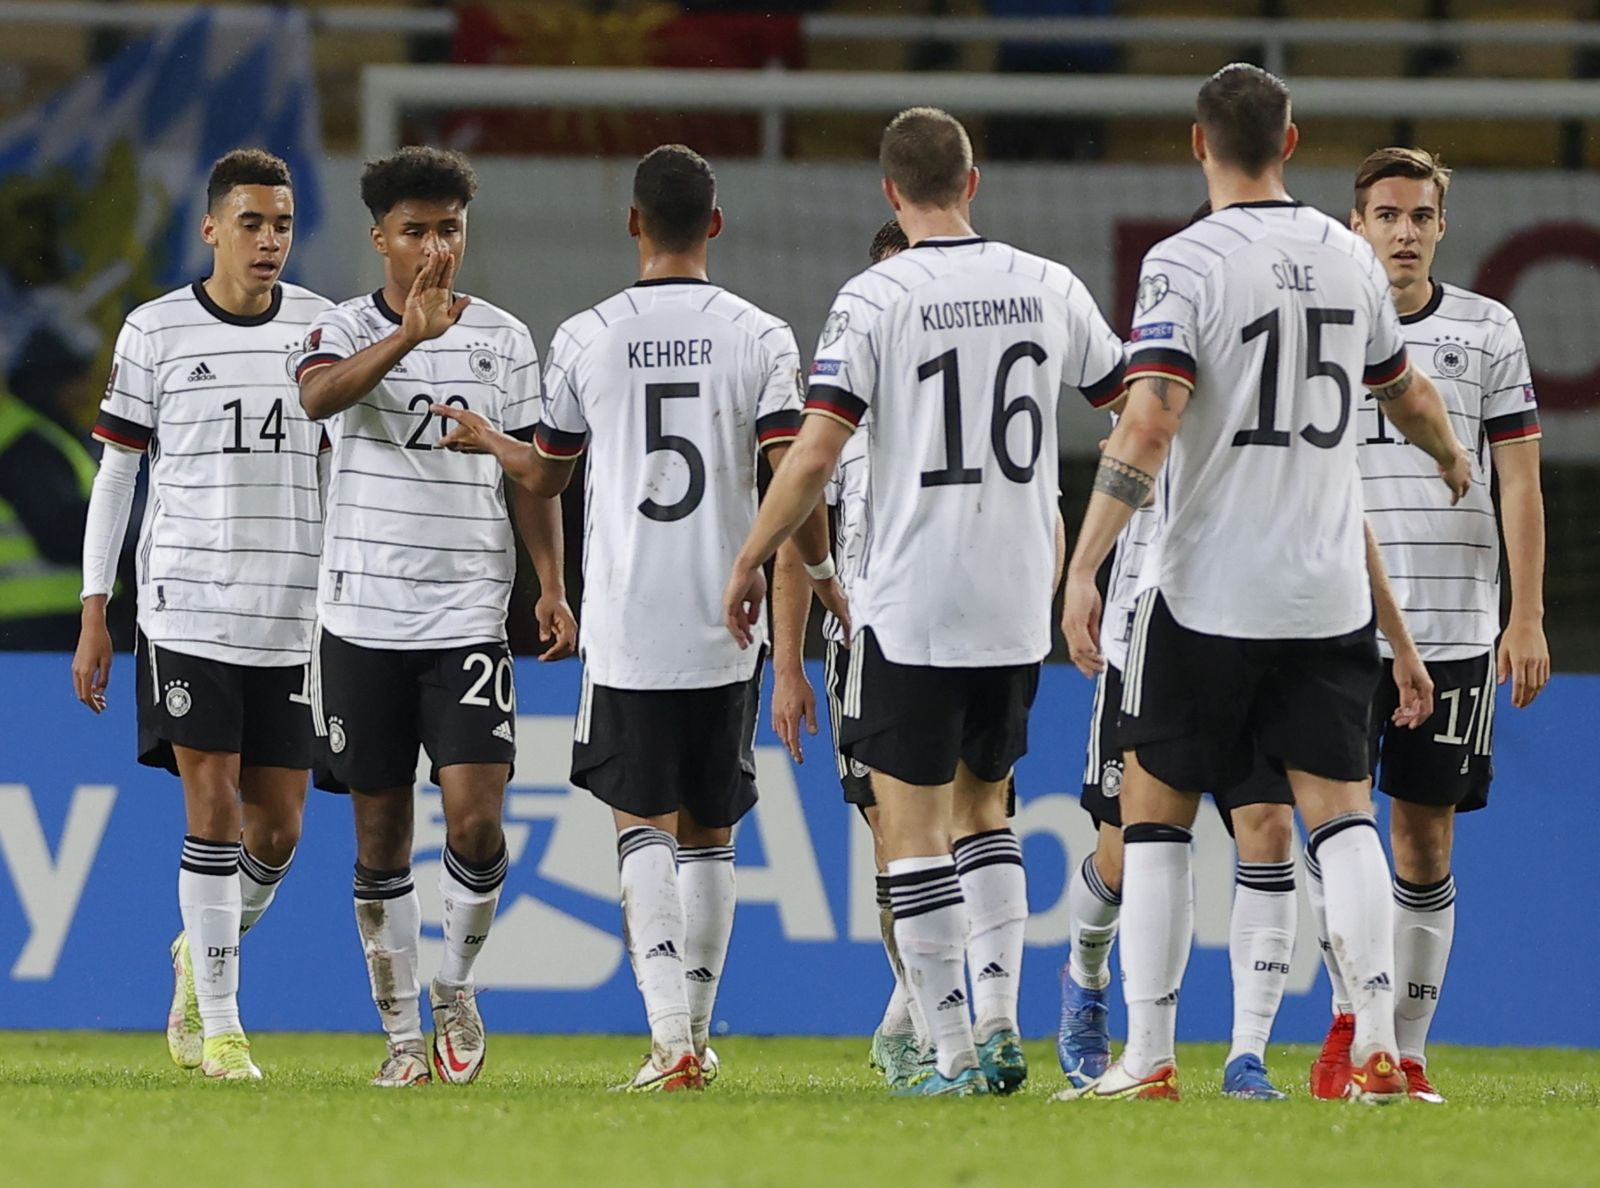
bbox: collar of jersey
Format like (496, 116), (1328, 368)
(907, 236), (987, 249)
(1399, 279), (1444, 325)
(192, 279), (282, 327)
(632, 277), (713, 288)
(1221, 199), (1302, 211)
(370, 289), (405, 326)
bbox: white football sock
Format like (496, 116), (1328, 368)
(1227, 861), (1296, 1064)
(678, 844), (736, 1053)
(952, 829), (1027, 1042)
(437, 843), (507, 989)
(1394, 873), (1456, 1065)
(238, 846), (293, 937)
(887, 856), (977, 1080)
(1120, 825), (1193, 1079)
(353, 864), (423, 1043)
(875, 876), (925, 1042)
(1310, 814), (1398, 1062)
(1304, 851), (1353, 1016)
(179, 836), (243, 1039)
(618, 827), (692, 1062)
(1067, 852), (1121, 991)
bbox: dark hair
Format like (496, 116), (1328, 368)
(879, 107), (973, 208)
(633, 144), (717, 252)
(206, 149), (291, 210)
(1195, 64), (1291, 177)
(870, 219), (909, 263)
(360, 146), (477, 222)
(1354, 147), (1452, 214)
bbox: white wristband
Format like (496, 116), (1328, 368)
(804, 555), (837, 582)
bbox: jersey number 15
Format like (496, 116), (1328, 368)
(1233, 307), (1356, 451)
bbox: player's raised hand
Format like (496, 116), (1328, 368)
(1498, 617), (1549, 709)
(403, 246), (470, 344)
(1061, 573), (1105, 678)
(772, 664), (817, 763)
(71, 612), (113, 713)
(1438, 446), (1473, 505)
(535, 590), (578, 662)
(433, 401), (494, 453)
(723, 560), (767, 649)
(1389, 645), (1435, 729)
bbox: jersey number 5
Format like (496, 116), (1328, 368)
(638, 382), (706, 522)
(1233, 308), (1355, 450)
(919, 342), (1046, 488)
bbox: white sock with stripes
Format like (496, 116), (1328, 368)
(239, 846), (293, 936)
(179, 836), (243, 1040)
(1120, 824), (1193, 1080)
(1308, 814), (1398, 1063)
(678, 844), (736, 1054)
(888, 856), (977, 1080)
(1067, 852), (1122, 991)
(953, 829), (1027, 1043)
(438, 843), (508, 989)
(1227, 861), (1296, 1064)
(353, 864), (423, 1043)
(618, 827), (693, 1063)
(1394, 873), (1456, 1065)
(1304, 851), (1353, 1015)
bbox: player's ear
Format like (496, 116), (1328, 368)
(627, 206), (641, 240)
(200, 210), (218, 248)
(1190, 123), (1206, 164)
(1349, 206), (1363, 234)
(882, 176), (902, 213)
(966, 167), (980, 203)
(1281, 122), (1300, 164)
(1436, 212), (1447, 242)
(706, 207), (724, 241)
(369, 221), (386, 258)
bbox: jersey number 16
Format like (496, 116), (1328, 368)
(918, 342), (1046, 488)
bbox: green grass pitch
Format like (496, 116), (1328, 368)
(3, 1033), (1595, 1187)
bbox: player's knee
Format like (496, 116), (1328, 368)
(247, 821), (301, 866)
(1233, 804), (1294, 864)
(1391, 810), (1453, 883)
(447, 813), (505, 863)
(1093, 840), (1123, 894)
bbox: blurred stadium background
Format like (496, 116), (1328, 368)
(0, 2), (1596, 1052)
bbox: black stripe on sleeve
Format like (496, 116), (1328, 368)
(804, 385), (867, 429)
(1485, 408), (1541, 444)
(756, 409), (802, 447)
(533, 423), (587, 459)
(507, 424), (537, 443)
(1080, 359), (1127, 409)
(92, 409), (152, 450)
(1124, 347), (1197, 387)
(1364, 346), (1409, 387)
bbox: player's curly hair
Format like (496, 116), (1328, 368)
(869, 219), (909, 263)
(1354, 147), (1452, 214)
(633, 144), (717, 252)
(206, 149), (291, 209)
(360, 146), (478, 222)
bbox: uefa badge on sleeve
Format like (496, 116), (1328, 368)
(821, 310), (849, 348)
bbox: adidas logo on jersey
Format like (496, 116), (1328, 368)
(976, 962), (1008, 982)
(493, 720), (514, 743)
(1363, 972), (1393, 992)
(685, 967), (715, 984)
(187, 361), (217, 383)
(645, 940), (680, 960)
(936, 987), (967, 1011)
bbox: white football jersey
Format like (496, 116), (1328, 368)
(1127, 203), (1409, 640)
(806, 236), (1125, 668)
(1359, 282), (1539, 660)
(820, 427), (869, 646)
(536, 279), (803, 689)
(1102, 501), (1160, 675)
(93, 281), (332, 667)
(299, 291), (540, 649)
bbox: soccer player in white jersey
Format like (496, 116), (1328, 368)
(725, 108), (1127, 1097)
(1059, 65), (1472, 1104)
(1301, 148), (1549, 1104)
(71, 150), (331, 1080)
(297, 148), (576, 1088)
(433, 144), (843, 1092)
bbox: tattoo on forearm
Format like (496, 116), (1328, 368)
(1372, 368), (1414, 403)
(1093, 455), (1157, 510)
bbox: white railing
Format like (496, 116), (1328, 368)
(6, 5), (1600, 77)
(361, 64), (1600, 163)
